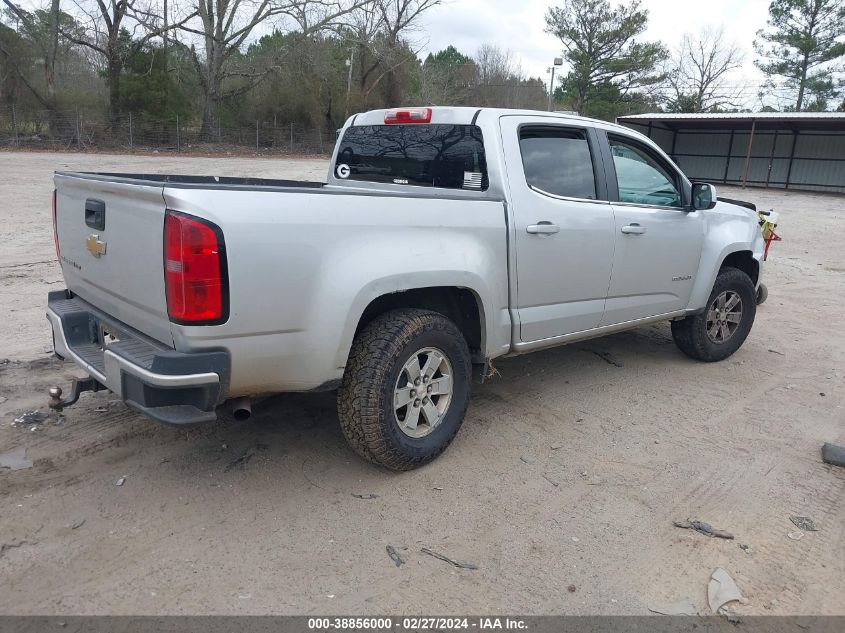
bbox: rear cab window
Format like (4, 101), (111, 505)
(334, 124), (488, 191)
(518, 126), (598, 200)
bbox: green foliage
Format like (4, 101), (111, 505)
(118, 40), (194, 120)
(754, 0), (845, 110)
(235, 31), (353, 129)
(425, 45), (472, 70)
(545, 0), (667, 118)
(557, 79), (660, 120)
(0, 21), (32, 106)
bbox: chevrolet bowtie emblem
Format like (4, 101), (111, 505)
(86, 234), (107, 258)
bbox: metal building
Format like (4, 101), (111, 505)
(616, 112), (845, 194)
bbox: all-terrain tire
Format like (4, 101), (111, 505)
(337, 309), (471, 471)
(671, 266), (757, 362)
(756, 282), (769, 305)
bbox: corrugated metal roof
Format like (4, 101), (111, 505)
(618, 112), (845, 122)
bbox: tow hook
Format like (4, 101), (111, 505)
(48, 377), (104, 412)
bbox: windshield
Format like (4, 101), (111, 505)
(334, 124), (488, 191)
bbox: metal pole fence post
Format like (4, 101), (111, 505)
(129, 112), (134, 149)
(318, 127), (323, 154)
(256, 120), (259, 150)
(176, 114), (180, 151)
(76, 110), (81, 149)
(11, 104), (18, 146)
(290, 123), (294, 152)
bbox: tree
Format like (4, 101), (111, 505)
(1, 0), (63, 124)
(544, 0), (666, 117)
(181, 0), (366, 140)
(63, 0), (196, 123)
(118, 40), (193, 120)
(347, 0), (439, 108)
(419, 45), (474, 105)
(664, 28), (744, 113)
(241, 31), (352, 129)
(472, 43), (546, 109)
(754, 0), (845, 111)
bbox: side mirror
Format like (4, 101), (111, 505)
(691, 182), (717, 211)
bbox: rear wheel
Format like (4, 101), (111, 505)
(671, 267), (757, 362)
(337, 309), (471, 471)
(756, 282), (768, 305)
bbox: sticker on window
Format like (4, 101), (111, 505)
(336, 164), (351, 179)
(463, 172), (483, 190)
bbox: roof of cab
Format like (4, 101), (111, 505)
(349, 106), (636, 137)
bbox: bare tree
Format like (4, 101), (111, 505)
(348, 0), (439, 106)
(471, 43), (545, 109)
(1, 0), (62, 123)
(474, 43), (514, 86)
(62, 0), (196, 123)
(664, 27), (745, 112)
(179, 0), (368, 139)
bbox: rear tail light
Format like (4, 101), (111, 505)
(164, 211), (228, 324)
(51, 189), (60, 261)
(384, 108), (432, 124)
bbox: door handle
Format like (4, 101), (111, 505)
(621, 223), (646, 235)
(526, 222), (560, 235)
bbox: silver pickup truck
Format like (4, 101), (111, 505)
(48, 106), (764, 470)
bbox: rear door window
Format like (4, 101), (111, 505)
(518, 127), (597, 200)
(335, 124), (488, 190)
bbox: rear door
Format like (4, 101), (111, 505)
(500, 116), (616, 342)
(54, 174), (173, 345)
(599, 132), (705, 325)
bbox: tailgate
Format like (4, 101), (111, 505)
(54, 173), (173, 346)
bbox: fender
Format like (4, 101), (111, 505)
(687, 202), (765, 312)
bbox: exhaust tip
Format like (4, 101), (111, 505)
(231, 397), (252, 421)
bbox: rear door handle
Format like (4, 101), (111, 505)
(621, 223), (646, 235)
(526, 222), (560, 235)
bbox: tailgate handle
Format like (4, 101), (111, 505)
(85, 199), (106, 231)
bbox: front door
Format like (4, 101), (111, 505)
(601, 133), (705, 325)
(500, 117), (616, 342)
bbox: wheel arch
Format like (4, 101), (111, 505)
(687, 244), (762, 313)
(720, 250), (759, 285)
(353, 286), (486, 364)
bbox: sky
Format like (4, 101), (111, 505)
(415, 0), (772, 95)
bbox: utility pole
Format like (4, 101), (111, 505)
(547, 57), (563, 111)
(344, 48), (355, 121)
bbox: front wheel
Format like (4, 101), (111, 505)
(337, 309), (471, 471)
(671, 267), (757, 362)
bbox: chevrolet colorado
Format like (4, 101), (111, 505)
(47, 107), (764, 470)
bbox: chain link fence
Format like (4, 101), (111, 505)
(0, 106), (334, 155)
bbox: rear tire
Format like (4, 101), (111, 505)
(337, 309), (471, 471)
(756, 282), (768, 305)
(671, 267), (757, 362)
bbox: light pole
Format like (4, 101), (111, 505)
(547, 57), (563, 111)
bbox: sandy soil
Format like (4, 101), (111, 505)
(0, 151), (842, 615)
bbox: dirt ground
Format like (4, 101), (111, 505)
(0, 151), (843, 616)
